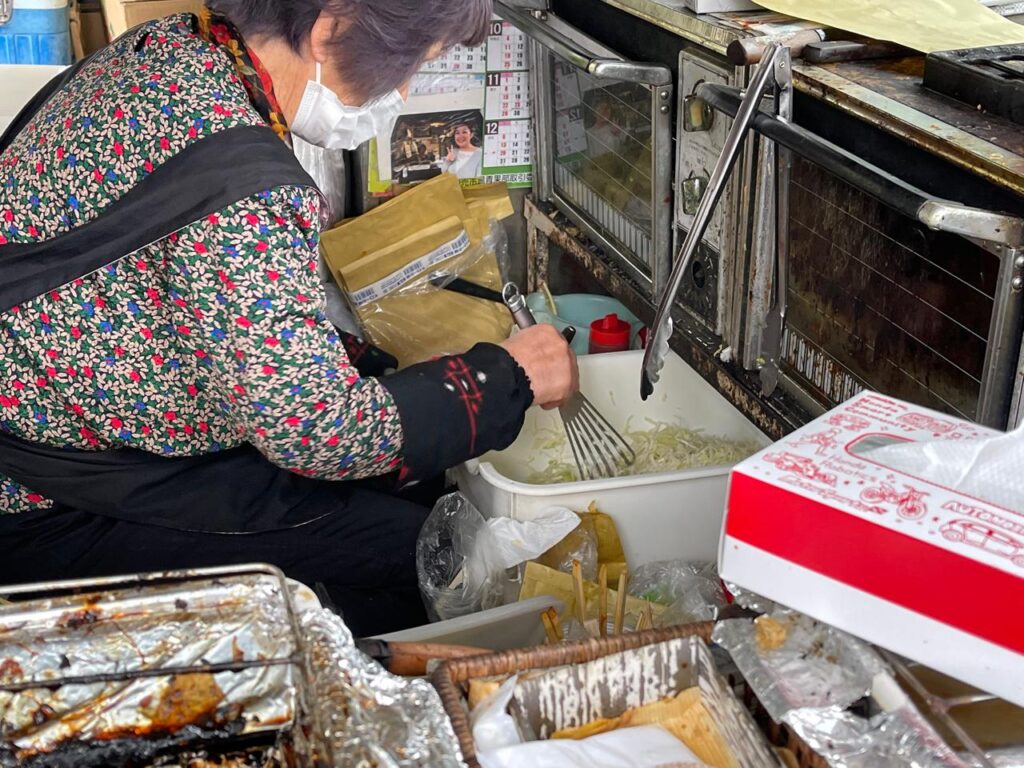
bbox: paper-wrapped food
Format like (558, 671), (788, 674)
(320, 174), (514, 368)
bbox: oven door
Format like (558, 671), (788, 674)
(675, 48), (751, 338)
(496, 1), (673, 296)
(699, 83), (1024, 429)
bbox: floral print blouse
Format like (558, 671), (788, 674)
(0, 13), (530, 514)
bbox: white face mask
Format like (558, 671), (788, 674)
(291, 63), (404, 150)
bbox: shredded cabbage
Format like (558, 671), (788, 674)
(527, 418), (760, 485)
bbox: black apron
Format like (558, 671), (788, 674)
(0, 62), (399, 534)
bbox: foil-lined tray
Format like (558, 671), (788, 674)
(0, 566), (312, 767)
(301, 608), (464, 768)
(0, 565), (466, 768)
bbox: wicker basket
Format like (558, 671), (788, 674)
(431, 622), (828, 768)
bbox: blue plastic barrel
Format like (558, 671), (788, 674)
(0, 0), (73, 65)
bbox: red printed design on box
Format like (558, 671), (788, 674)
(719, 391), (1024, 708)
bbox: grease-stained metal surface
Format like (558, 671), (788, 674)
(783, 154), (1001, 421)
(577, 1), (1024, 196)
(525, 197), (807, 439)
(793, 60), (1024, 196)
(0, 568), (309, 767)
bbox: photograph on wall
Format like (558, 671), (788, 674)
(389, 109), (485, 185)
(369, 15), (532, 195)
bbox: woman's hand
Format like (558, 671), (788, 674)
(446, 147), (456, 162)
(501, 325), (579, 409)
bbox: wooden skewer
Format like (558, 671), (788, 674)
(613, 571), (628, 636)
(571, 560), (586, 625)
(541, 607), (562, 644)
(643, 603), (655, 632)
(634, 609), (650, 633)
(598, 564), (608, 638)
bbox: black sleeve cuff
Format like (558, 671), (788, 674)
(378, 343), (533, 484)
(339, 332), (398, 377)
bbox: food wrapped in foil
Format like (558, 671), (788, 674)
(713, 610), (967, 768)
(787, 701), (967, 767)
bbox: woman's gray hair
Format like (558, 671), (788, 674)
(209, 0), (493, 101)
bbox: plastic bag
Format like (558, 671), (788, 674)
(471, 675), (523, 754)
(476, 725), (703, 768)
(320, 174), (514, 368)
(628, 561), (728, 626)
(293, 136), (348, 227)
(536, 504), (627, 584)
(535, 514), (598, 582)
(416, 494), (580, 621)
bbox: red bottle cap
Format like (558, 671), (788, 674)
(588, 313), (631, 353)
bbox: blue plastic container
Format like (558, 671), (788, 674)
(0, 0), (73, 65)
(526, 293), (643, 356)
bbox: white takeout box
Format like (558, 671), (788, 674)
(719, 390), (1024, 707)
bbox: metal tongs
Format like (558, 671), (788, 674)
(642, 44), (792, 400)
(503, 283), (635, 481)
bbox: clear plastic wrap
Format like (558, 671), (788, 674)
(712, 611), (967, 768)
(534, 513), (598, 582)
(416, 493), (580, 621)
(713, 611), (890, 719)
(293, 136), (347, 227)
(965, 748), (1024, 767)
(629, 560), (728, 626)
(722, 582), (780, 615)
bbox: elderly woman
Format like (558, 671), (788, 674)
(0, 0), (576, 634)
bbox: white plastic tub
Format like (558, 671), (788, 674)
(372, 596), (564, 650)
(455, 349), (770, 567)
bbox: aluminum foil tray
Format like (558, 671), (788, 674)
(0, 566), (309, 767)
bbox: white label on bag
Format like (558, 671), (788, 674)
(348, 229), (472, 307)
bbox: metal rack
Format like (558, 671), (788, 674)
(0, 564), (324, 767)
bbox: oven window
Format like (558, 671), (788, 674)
(784, 155), (998, 421)
(549, 57), (655, 272)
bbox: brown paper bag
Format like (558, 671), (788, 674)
(320, 174), (513, 368)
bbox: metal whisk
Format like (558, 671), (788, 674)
(503, 283), (635, 481)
